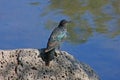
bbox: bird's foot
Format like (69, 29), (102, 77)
(54, 51), (58, 57)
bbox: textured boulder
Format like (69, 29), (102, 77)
(0, 49), (100, 80)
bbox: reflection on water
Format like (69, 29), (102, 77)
(38, 0), (120, 43)
(0, 0), (120, 80)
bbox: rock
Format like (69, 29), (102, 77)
(0, 49), (100, 80)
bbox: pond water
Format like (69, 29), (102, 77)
(0, 0), (120, 80)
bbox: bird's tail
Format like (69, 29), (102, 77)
(44, 49), (55, 66)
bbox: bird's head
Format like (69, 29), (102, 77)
(58, 19), (71, 27)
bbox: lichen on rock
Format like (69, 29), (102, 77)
(0, 49), (100, 80)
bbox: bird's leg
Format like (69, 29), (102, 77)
(54, 50), (58, 57)
(58, 46), (63, 55)
(54, 45), (60, 57)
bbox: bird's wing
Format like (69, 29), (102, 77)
(45, 28), (61, 52)
(45, 27), (67, 52)
(45, 41), (59, 52)
(51, 28), (67, 41)
(50, 28), (62, 40)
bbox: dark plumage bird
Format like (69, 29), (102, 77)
(44, 19), (71, 66)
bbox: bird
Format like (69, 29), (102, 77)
(44, 19), (71, 66)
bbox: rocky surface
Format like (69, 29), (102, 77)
(0, 49), (100, 80)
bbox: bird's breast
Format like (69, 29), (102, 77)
(57, 30), (67, 41)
